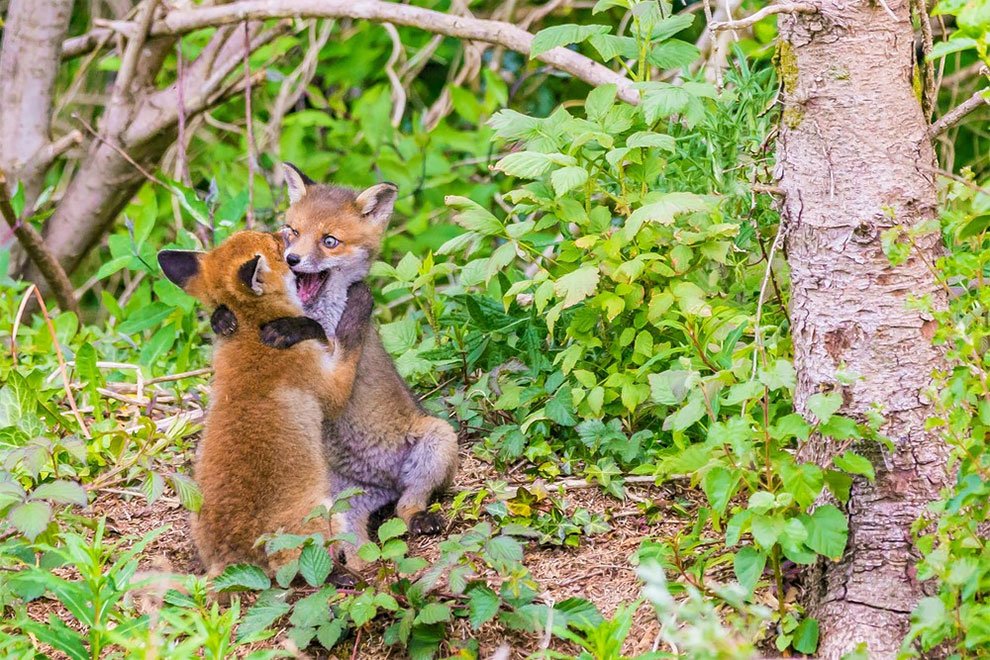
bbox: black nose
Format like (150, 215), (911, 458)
(286, 254), (301, 266)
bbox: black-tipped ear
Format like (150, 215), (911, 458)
(355, 182), (398, 226)
(158, 250), (204, 290)
(237, 254), (269, 295)
(283, 162), (314, 205)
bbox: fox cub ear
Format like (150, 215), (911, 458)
(283, 162), (314, 205)
(355, 182), (398, 226)
(237, 254), (270, 295)
(158, 250), (204, 290)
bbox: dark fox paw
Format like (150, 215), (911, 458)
(211, 305), (238, 336)
(408, 510), (444, 537)
(336, 281), (373, 349)
(259, 316), (327, 349)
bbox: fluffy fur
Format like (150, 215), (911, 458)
(157, 231), (371, 577)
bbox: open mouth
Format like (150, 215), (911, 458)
(294, 270), (330, 306)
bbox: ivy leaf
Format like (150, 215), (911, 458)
(467, 586), (500, 629)
(8, 501), (51, 540)
(213, 564), (270, 592)
(733, 546), (766, 595)
(554, 266), (600, 308)
(299, 543), (333, 587)
(30, 480), (87, 507)
(530, 24), (611, 58)
(803, 505), (848, 560)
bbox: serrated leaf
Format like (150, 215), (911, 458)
(317, 619), (345, 649)
(299, 543), (333, 587)
(378, 517), (408, 543)
(9, 501), (51, 540)
(530, 24), (611, 58)
(414, 602), (451, 625)
(30, 480), (87, 507)
(647, 39), (700, 69)
(551, 166), (589, 196)
(733, 546), (766, 595)
(169, 472), (202, 512)
(213, 564), (270, 592)
(445, 196), (503, 235)
(554, 266), (599, 308)
(236, 592), (292, 642)
(803, 505), (848, 560)
(494, 151), (553, 178)
(467, 585), (500, 629)
(807, 391), (842, 424)
(626, 131), (676, 151)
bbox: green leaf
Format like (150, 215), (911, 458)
(213, 564), (271, 592)
(554, 266), (600, 308)
(467, 585), (500, 629)
(378, 517), (408, 543)
(733, 546), (766, 595)
(317, 619), (345, 649)
(9, 501), (51, 540)
(779, 462), (824, 509)
(702, 467), (741, 516)
(653, 14), (695, 40)
(291, 588), (334, 628)
(750, 514), (785, 548)
(642, 85), (692, 123)
(169, 472), (202, 512)
(551, 166), (590, 196)
(484, 535), (524, 571)
(299, 543), (333, 587)
(759, 360), (796, 391)
(803, 505), (848, 560)
(649, 369), (697, 405)
(585, 84), (617, 121)
(530, 24), (611, 58)
(589, 33), (638, 60)
(647, 40), (700, 69)
(414, 602), (452, 625)
(833, 451), (875, 480)
(807, 391), (842, 424)
(445, 196), (503, 235)
(792, 617), (820, 654)
(494, 151), (554, 178)
(349, 591), (378, 626)
(671, 281), (711, 317)
(19, 616), (88, 660)
(30, 480), (87, 507)
(237, 592), (292, 642)
(627, 192), (709, 228)
(662, 395), (706, 431)
(626, 131), (676, 151)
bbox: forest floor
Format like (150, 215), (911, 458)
(23, 416), (707, 658)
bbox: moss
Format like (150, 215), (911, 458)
(775, 41), (804, 129)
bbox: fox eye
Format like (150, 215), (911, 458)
(322, 235), (340, 249)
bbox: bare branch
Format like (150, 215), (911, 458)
(109, 0), (159, 116)
(0, 0), (75, 203)
(0, 170), (80, 316)
(913, 0), (936, 119)
(710, 2), (818, 31)
(65, 0), (639, 104)
(930, 88), (990, 136)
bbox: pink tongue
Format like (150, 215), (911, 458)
(297, 273), (323, 304)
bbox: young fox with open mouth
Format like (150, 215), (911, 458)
(158, 230), (372, 578)
(220, 165), (459, 569)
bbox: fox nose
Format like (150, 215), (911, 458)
(286, 253), (301, 267)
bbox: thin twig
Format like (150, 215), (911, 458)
(175, 37), (190, 184)
(930, 88), (990, 136)
(752, 218), (789, 380)
(0, 170), (80, 316)
(30, 287), (91, 437)
(710, 2), (817, 31)
(72, 113), (163, 186)
(242, 22), (257, 229)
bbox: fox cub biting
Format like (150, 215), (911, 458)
(224, 165), (459, 568)
(158, 230), (372, 577)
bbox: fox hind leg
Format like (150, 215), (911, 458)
(396, 415), (458, 537)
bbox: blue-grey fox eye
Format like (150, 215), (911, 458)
(322, 235), (340, 249)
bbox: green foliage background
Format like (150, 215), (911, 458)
(1, 0), (989, 657)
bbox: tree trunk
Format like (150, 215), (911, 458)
(776, 0), (949, 657)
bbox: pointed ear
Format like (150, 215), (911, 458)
(158, 250), (204, 290)
(237, 254), (270, 295)
(355, 182), (398, 226)
(283, 162), (314, 205)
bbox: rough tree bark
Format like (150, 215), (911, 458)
(776, 0), (950, 656)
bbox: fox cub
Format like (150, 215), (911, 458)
(223, 164), (459, 569)
(158, 230), (372, 577)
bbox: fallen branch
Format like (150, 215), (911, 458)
(710, 2), (818, 31)
(0, 170), (80, 316)
(63, 0), (639, 104)
(930, 88), (990, 136)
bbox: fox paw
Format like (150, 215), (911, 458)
(408, 510), (444, 537)
(336, 281), (373, 349)
(211, 305), (238, 336)
(259, 316), (327, 349)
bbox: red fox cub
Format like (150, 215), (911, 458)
(157, 230), (372, 578)
(224, 164), (459, 569)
